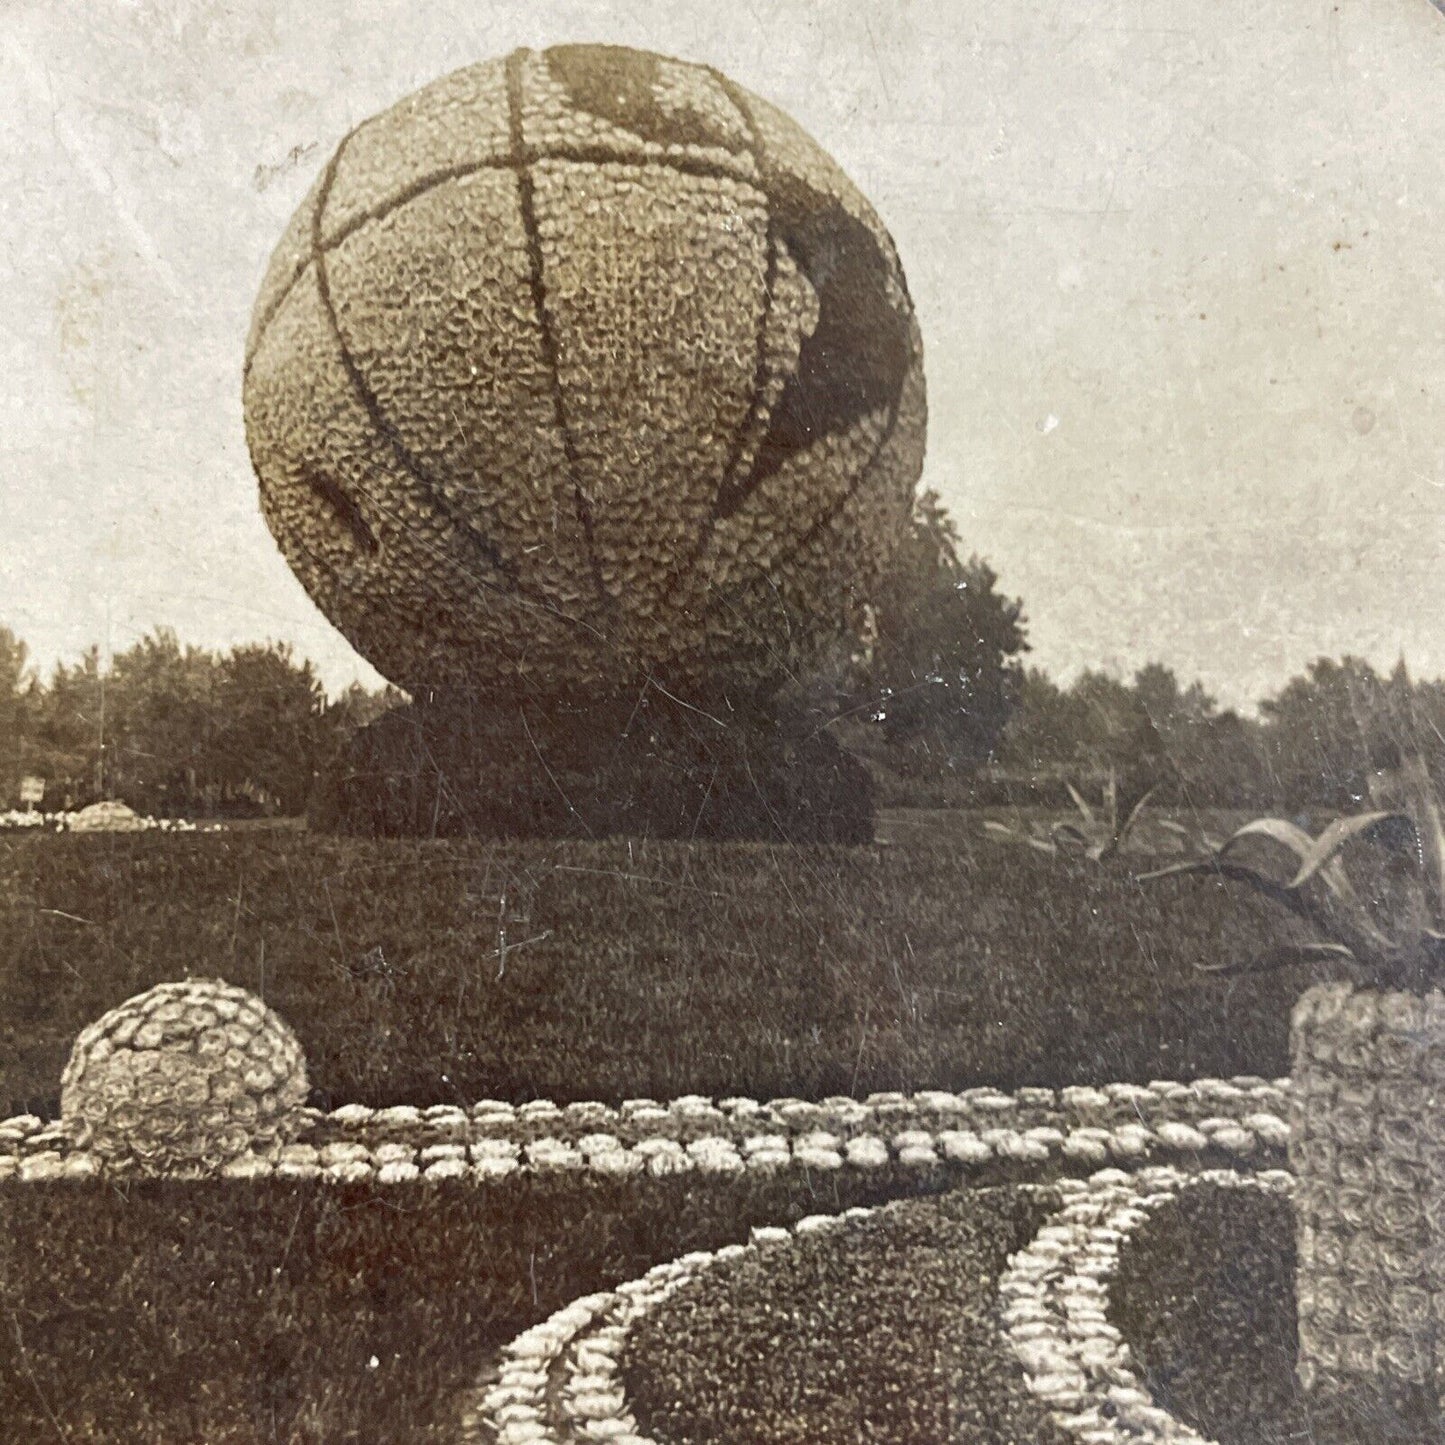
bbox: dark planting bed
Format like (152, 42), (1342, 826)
(1112, 1179), (1440, 1445)
(0, 1169), (966, 1444)
(622, 1186), (1072, 1445)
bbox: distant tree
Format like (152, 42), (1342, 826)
(104, 629), (218, 812)
(1128, 663), (1205, 783)
(860, 489), (1029, 767)
(997, 668), (1087, 769)
(1132, 663), (1216, 740)
(212, 642), (330, 814)
(1257, 656), (1391, 809)
(33, 646), (105, 808)
(5, 631), (403, 817)
(1186, 707), (1271, 808)
(1130, 664), (1278, 807)
(1067, 669), (1162, 774)
(997, 661), (1271, 807)
(0, 627), (36, 801)
(325, 680), (406, 736)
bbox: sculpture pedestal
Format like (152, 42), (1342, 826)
(310, 691), (874, 844)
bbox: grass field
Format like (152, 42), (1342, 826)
(0, 820), (1322, 1442)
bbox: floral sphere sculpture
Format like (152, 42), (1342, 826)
(60, 979), (309, 1173)
(243, 43), (926, 698)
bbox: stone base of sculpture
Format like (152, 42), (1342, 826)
(310, 691), (875, 844)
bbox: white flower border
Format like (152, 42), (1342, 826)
(0, 1084), (1301, 1444)
(0, 1075), (1291, 1184)
(999, 1164), (1295, 1445)
(454, 1164), (1297, 1445)
(456, 1202), (898, 1445)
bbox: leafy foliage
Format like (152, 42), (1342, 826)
(989, 656), (1445, 815)
(1142, 753), (1445, 989)
(0, 626), (37, 801)
(843, 488), (1029, 769)
(0, 626), (397, 816)
(997, 664), (1269, 809)
(984, 767), (1159, 862)
(1255, 655), (1445, 811)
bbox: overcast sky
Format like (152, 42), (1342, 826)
(2, 0), (1443, 710)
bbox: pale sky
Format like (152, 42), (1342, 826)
(2, 0), (1443, 710)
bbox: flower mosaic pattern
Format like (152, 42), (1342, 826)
(243, 45), (926, 698)
(58, 979), (309, 1173)
(10, 1006), (1306, 1442)
(1290, 981), (1445, 1395)
(1000, 1167), (1295, 1445)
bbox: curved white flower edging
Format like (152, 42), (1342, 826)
(460, 1163), (1298, 1445)
(0, 1081), (1301, 1444)
(457, 1205), (883, 1445)
(999, 1165), (1295, 1445)
(0, 1075), (1291, 1184)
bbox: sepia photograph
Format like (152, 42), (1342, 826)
(2, 1), (1444, 1440)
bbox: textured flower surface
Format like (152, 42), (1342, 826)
(1289, 979), (1445, 1398)
(244, 43), (926, 698)
(60, 978), (309, 1173)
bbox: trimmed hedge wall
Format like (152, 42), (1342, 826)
(0, 829), (1314, 1117)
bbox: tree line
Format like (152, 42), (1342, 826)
(829, 490), (1445, 813)
(1, 490), (1438, 817)
(986, 656), (1445, 811)
(0, 628), (397, 817)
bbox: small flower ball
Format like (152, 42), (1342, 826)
(244, 43), (926, 700)
(60, 979), (309, 1172)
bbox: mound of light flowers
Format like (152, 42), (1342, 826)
(0, 803), (220, 832)
(59, 979), (310, 1173)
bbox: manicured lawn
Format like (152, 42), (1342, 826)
(0, 826), (1312, 1118)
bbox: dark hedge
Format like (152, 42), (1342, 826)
(1111, 1180), (1441, 1445)
(0, 828), (1313, 1117)
(0, 1169), (961, 1445)
(311, 693), (876, 844)
(624, 1184), (1072, 1445)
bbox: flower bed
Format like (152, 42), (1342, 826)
(0, 1080), (1296, 1443)
(1000, 1167), (1296, 1443)
(0, 1169), (965, 1444)
(613, 1187), (1071, 1445)
(468, 1164), (1307, 1445)
(1109, 1176), (1302, 1443)
(1112, 1176), (1438, 1445)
